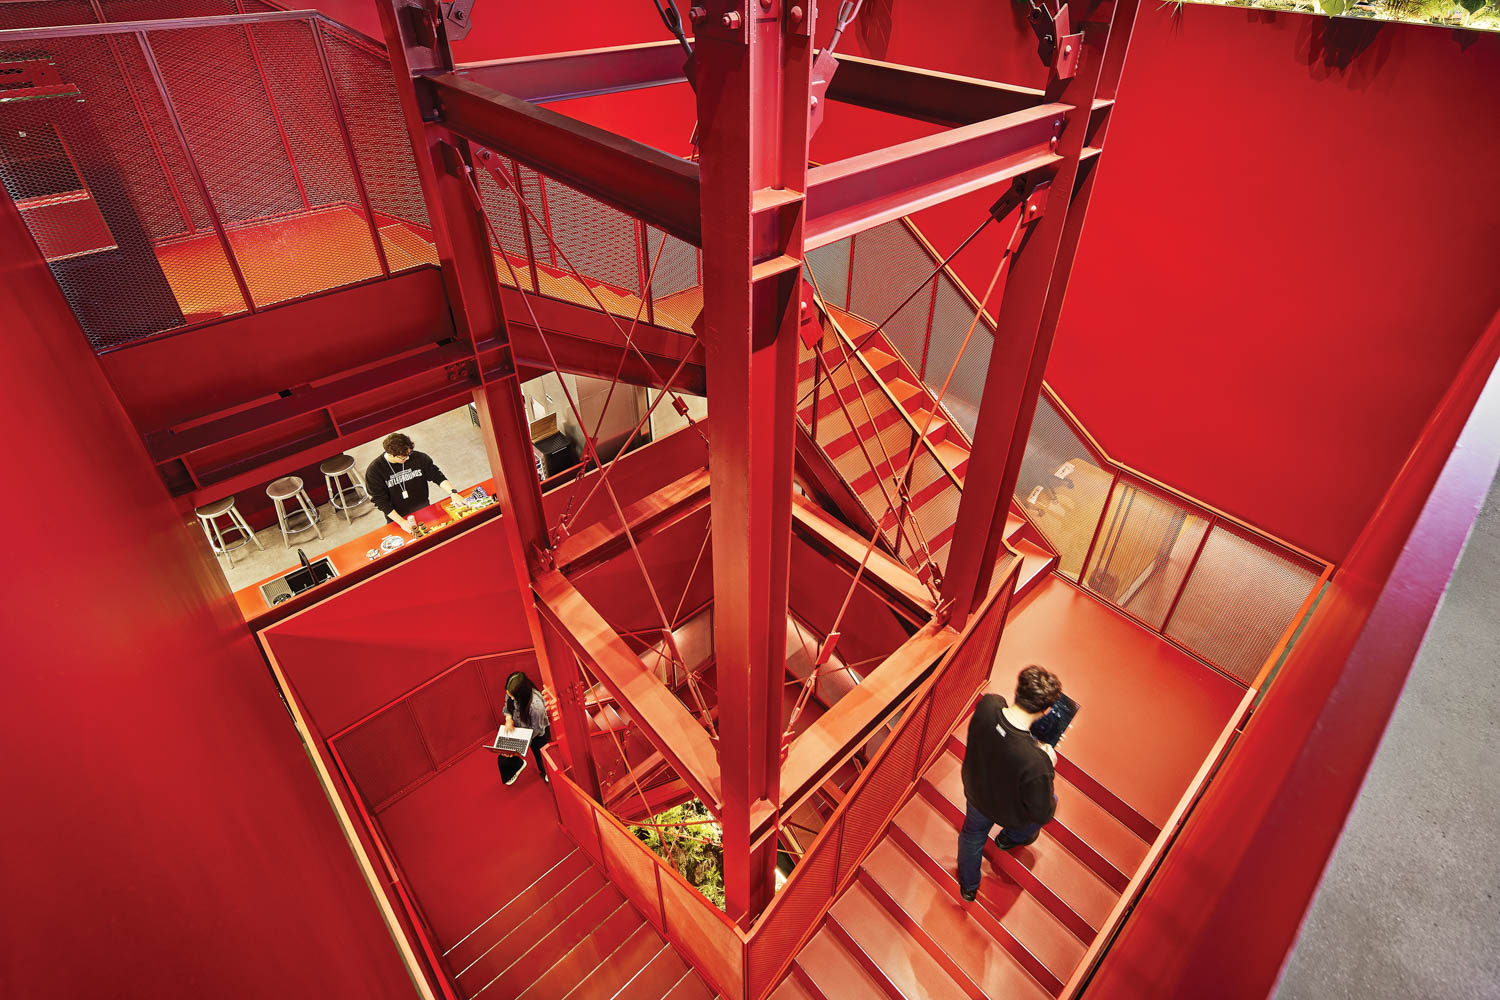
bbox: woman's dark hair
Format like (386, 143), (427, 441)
(1015, 664), (1062, 714)
(381, 432), (414, 457)
(505, 671), (535, 714)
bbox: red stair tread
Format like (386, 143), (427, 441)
(454, 866), (607, 986)
(767, 970), (820, 1000)
(1012, 538), (1058, 598)
(445, 848), (584, 969)
(796, 926), (891, 1000)
(860, 841), (1053, 1000)
(610, 942), (689, 1000)
(830, 882), (972, 1000)
(560, 919), (666, 1000)
(662, 968), (716, 1000)
(470, 882), (624, 999)
(921, 753), (1118, 934)
(889, 794), (1085, 983)
(514, 899), (641, 1000)
(1051, 771), (1149, 882)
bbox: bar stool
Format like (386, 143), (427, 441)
(195, 495), (263, 569)
(267, 476), (322, 547)
(320, 454), (371, 523)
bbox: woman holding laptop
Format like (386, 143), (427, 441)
(497, 670), (552, 785)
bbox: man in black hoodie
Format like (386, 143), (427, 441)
(957, 664), (1063, 902)
(365, 431), (464, 533)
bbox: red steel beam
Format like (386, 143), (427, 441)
(826, 54), (1047, 126)
(804, 105), (1067, 250)
(790, 494), (934, 622)
(941, 4), (1140, 624)
(769, 622), (956, 843)
(455, 39), (689, 104)
(694, 0), (815, 927)
(534, 569), (723, 813)
(553, 467), (711, 573)
(426, 72), (702, 244)
(378, 0), (600, 796)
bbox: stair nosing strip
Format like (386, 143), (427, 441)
(454, 865), (601, 980)
(445, 847), (580, 957)
(516, 897), (638, 1000)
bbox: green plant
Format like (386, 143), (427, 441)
(631, 800), (726, 909)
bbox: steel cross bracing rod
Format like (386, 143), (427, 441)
(373, 0), (597, 802)
(795, 213), (993, 412)
(464, 168), (702, 662)
(942, 0), (1142, 625)
(474, 156), (710, 534)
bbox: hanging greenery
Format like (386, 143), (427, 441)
(1166, 0), (1500, 30)
(630, 800), (726, 910)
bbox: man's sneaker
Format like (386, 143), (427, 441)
(994, 833), (1034, 852)
(960, 886), (977, 902)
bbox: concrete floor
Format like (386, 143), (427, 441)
(1273, 469), (1500, 1000)
(216, 404), (492, 591)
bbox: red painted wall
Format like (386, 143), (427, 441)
(1011, 8), (1500, 561)
(262, 515), (533, 737)
(0, 199), (417, 998)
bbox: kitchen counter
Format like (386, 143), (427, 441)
(232, 480), (498, 622)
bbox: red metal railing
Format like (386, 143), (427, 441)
(797, 294), (966, 586)
(0, 10), (437, 352)
(805, 217), (1336, 686)
(543, 557), (1022, 1000)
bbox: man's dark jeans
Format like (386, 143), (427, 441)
(957, 798), (1053, 896)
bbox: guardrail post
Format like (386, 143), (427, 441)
(1159, 516), (1216, 635)
(313, 19), (391, 278)
(137, 30), (257, 315)
(513, 158), (543, 294)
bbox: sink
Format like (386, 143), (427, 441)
(260, 557), (338, 608)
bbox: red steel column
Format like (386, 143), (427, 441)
(695, 0), (815, 926)
(376, 0), (598, 796)
(940, 0), (1142, 623)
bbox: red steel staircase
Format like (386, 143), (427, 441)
(796, 301), (1057, 602)
(443, 847), (717, 1000)
(770, 675), (1156, 1000)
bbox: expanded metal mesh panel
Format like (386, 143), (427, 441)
(926, 275), (989, 440)
(0, 0), (97, 28)
(474, 162), (532, 291)
(320, 23), (436, 268)
(598, 819), (663, 931)
(1017, 395), (1114, 579)
(0, 32), (243, 348)
(645, 225), (699, 300)
(333, 703), (433, 811)
(847, 222), (934, 377)
(537, 172), (641, 295)
(408, 663), (495, 768)
(104, 33), (216, 240)
(836, 717), (922, 883)
(750, 821), (838, 998)
(1165, 526), (1321, 684)
(660, 869), (742, 999)
(554, 776), (605, 868)
(147, 26), (303, 224)
(1084, 479), (1211, 630)
(102, 0), (237, 18)
(804, 237), (850, 310)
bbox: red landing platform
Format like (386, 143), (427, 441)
(989, 575), (1245, 828)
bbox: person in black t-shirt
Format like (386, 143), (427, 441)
(956, 664), (1064, 902)
(365, 432), (464, 533)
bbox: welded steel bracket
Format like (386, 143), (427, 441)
(440, 0), (475, 41)
(1021, 0), (1082, 79)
